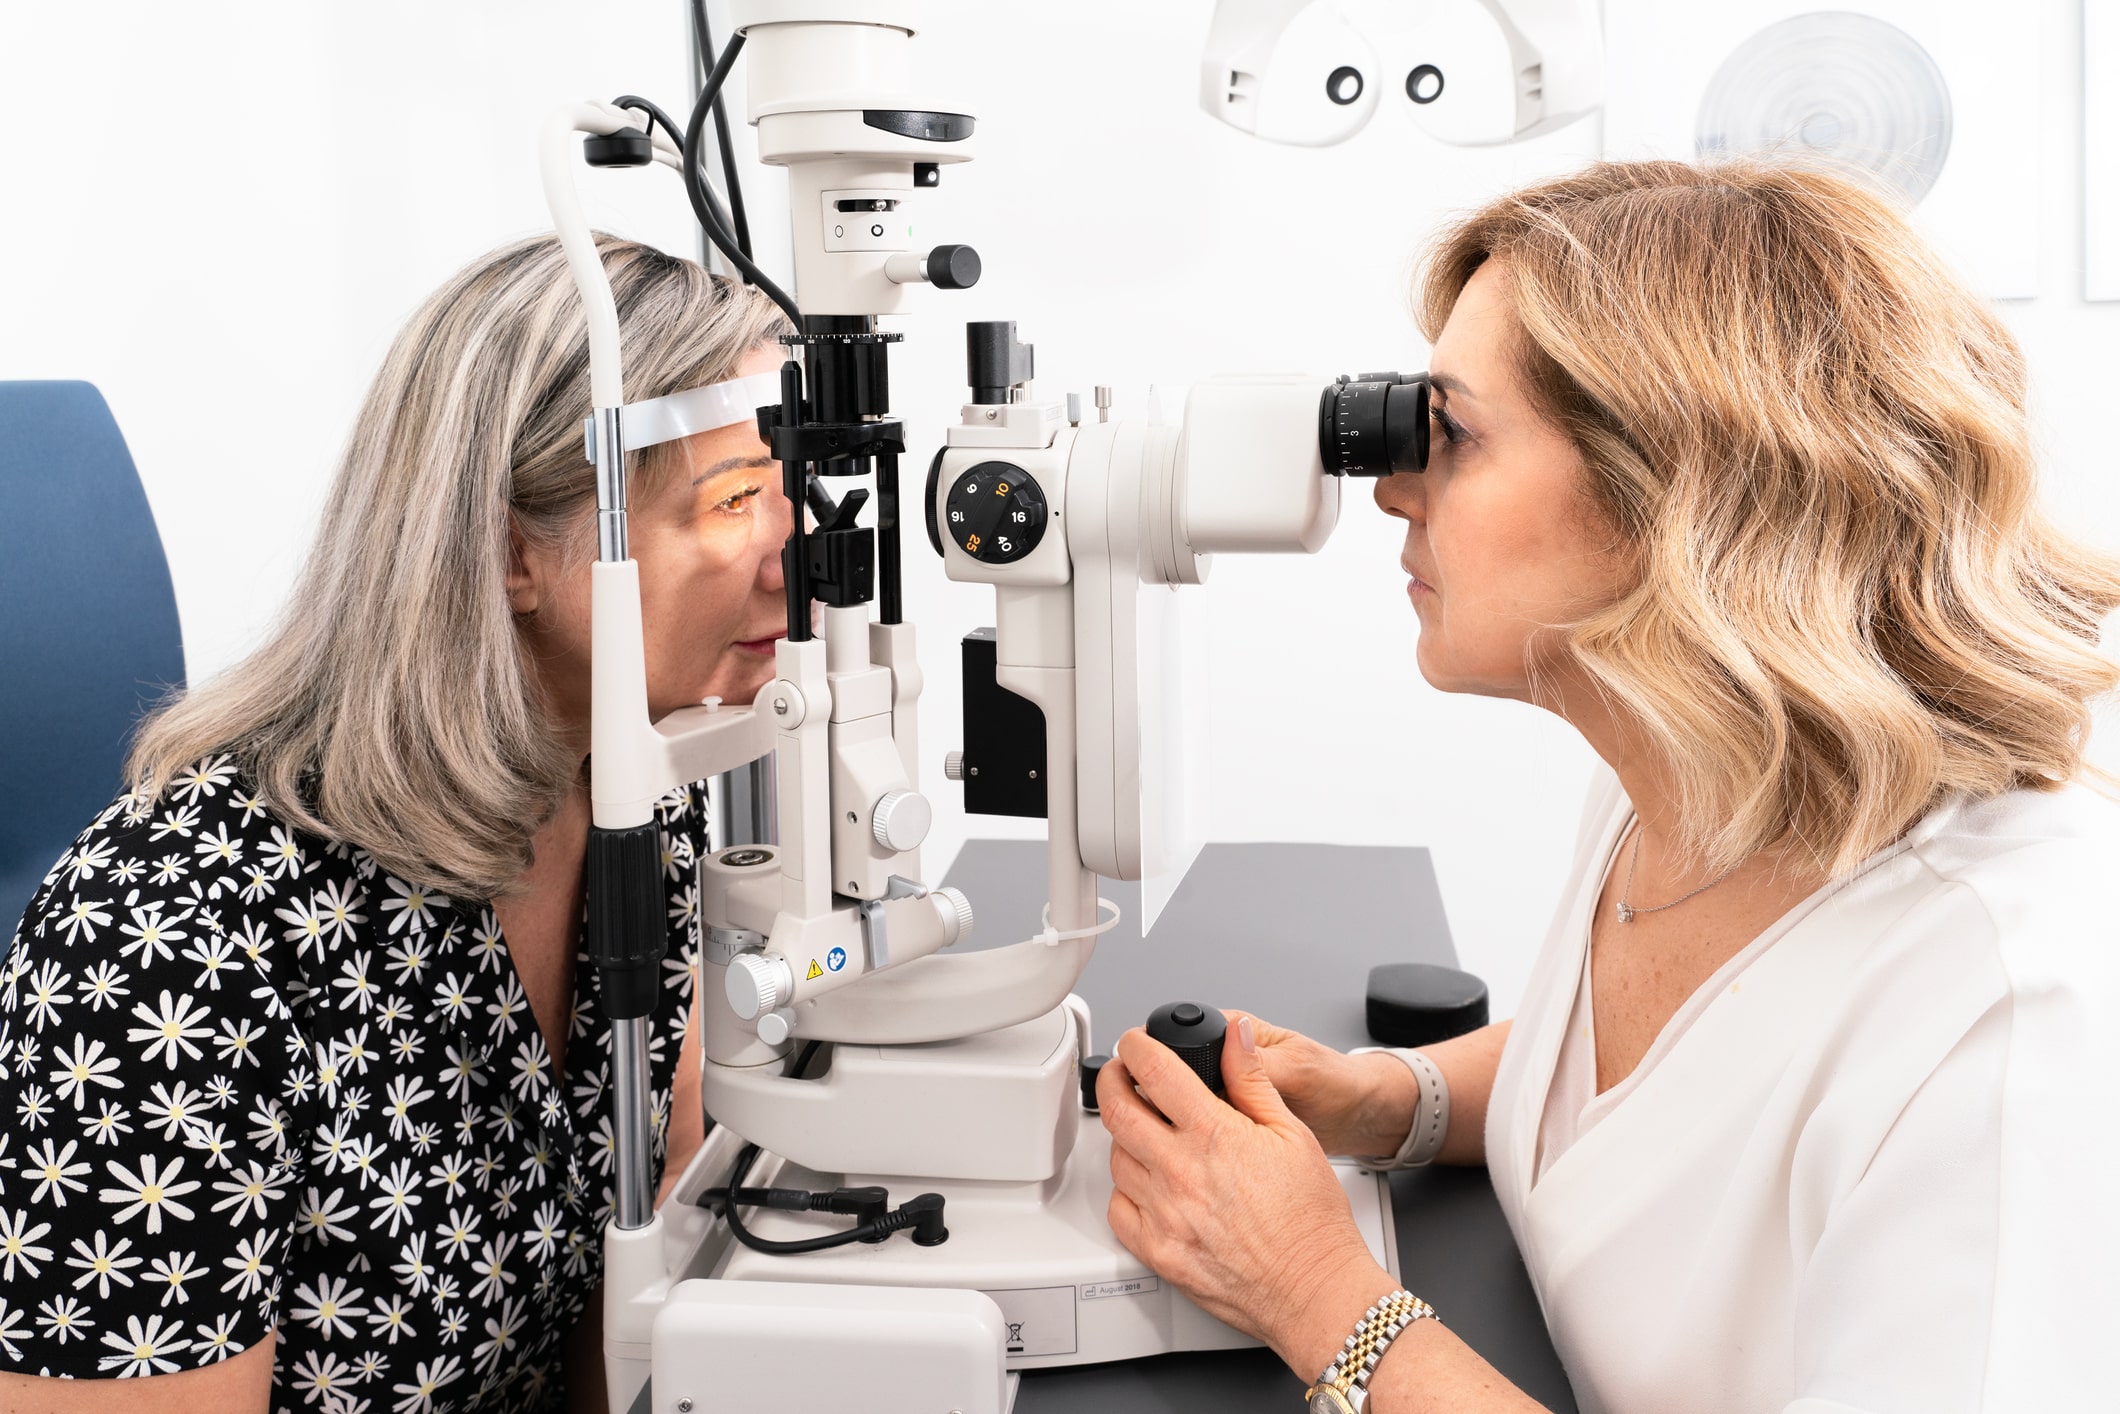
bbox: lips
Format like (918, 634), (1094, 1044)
(735, 631), (787, 655)
(1401, 562), (1437, 596)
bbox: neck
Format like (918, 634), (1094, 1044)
(1531, 659), (1805, 901)
(516, 765), (592, 893)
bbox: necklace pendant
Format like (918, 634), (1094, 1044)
(1617, 902), (1634, 924)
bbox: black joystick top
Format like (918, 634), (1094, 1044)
(1146, 1001), (1228, 1098)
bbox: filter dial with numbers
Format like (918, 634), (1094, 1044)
(944, 460), (1047, 565)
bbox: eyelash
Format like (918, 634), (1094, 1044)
(1430, 405), (1468, 446)
(715, 485), (762, 513)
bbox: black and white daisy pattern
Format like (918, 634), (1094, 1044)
(0, 756), (705, 1410)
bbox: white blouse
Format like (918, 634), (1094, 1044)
(1488, 766), (2120, 1413)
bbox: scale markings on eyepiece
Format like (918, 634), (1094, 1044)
(944, 460), (1047, 565)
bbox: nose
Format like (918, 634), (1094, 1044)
(1372, 470), (1426, 523)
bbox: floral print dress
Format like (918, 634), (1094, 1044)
(0, 755), (705, 1411)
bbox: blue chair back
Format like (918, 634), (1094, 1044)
(0, 381), (186, 933)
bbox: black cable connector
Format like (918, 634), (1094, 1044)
(707, 1143), (949, 1254)
(702, 1183), (889, 1231)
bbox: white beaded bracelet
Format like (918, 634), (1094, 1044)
(1350, 1047), (1450, 1171)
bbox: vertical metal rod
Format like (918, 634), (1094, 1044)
(776, 358), (812, 641)
(877, 449), (902, 624)
(611, 1017), (655, 1228)
(594, 406), (628, 562)
(713, 755), (779, 849)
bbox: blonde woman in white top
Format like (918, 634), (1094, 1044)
(1095, 158), (2120, 1413)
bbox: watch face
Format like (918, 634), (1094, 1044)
(1308, 1388), (1355, 1414)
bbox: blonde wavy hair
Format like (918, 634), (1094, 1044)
(128, 233), (792, 897)
(1419, 159), (2120, 875)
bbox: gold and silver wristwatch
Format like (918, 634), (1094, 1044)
(1303, 1288), (1435, 1413)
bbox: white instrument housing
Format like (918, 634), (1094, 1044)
(937, 375), (1340, 885)
(1200, 0), (1604, 148)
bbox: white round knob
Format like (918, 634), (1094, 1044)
(932, 886), (974, 945)
(757, 1008), (797, 1046)
(944, 751), (966, 781)
(726, 954), (792, 1021)
(872, 790), (933, 852)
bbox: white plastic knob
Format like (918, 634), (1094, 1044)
(944, 750), (965, 781)
(932, 886), (974, 945)
(872, 790), (933, 852)
(757, 1007), (797, 1046)
(726, 954), (792, 1021)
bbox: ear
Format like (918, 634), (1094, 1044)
(505, 520), (543, 615)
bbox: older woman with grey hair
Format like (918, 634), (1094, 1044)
(0, 234), (792, 1412)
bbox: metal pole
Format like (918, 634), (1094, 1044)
(611, 1020), (655, 1228)
(715, 755), (779, 850)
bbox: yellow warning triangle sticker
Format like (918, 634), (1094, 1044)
(805, 959), (824, 981)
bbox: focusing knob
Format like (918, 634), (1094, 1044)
(931, 886), (975, 944)
(872, 790), (933, 852)
(927, 244), (982, 290)
(1145, 1001), (1229, 1098)
(944, 462), (1047, 565)
(944, 750), (966, 781)
(727, 954), (793, 1021)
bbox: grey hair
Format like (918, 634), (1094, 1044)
(127, 233), (793, 898)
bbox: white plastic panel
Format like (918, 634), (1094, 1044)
(651, 1280), (1012, 1414)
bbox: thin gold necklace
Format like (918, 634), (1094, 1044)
(1616, 822), (1746, 924)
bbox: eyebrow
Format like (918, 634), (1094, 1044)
(690, 454), (777, 486)
(1428, 372), (1474, 400)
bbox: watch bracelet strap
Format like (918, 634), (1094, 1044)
(1319, 1288), (1436, 1395)
(1350, 1048), (1450, 1171)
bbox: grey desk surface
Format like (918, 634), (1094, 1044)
(941, 841), (1578, 1414)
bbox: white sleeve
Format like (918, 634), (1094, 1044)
(1786, 963), (2120, 1413)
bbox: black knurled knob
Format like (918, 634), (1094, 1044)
(927, 244), (981, 290)
(1146, 1001), (1227, 1098)
(1080, 1054), (1110, 1112)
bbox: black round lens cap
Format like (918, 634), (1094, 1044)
(1365, 963), (1489, 1047)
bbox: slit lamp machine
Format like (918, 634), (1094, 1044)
(537, 3), (1564, 1409)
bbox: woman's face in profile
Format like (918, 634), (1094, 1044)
(1372, 260), (1627, 703)
(521, 344), (795, 732)
(631, 344), (795, 718)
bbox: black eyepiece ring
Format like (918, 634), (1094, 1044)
(1319, 372), (1430, 477)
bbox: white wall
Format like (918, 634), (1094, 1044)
(5, 2), (2115, 1016)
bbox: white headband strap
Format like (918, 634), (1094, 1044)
(583, 371), (784, 461)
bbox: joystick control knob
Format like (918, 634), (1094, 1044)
(1145, 1001), (1228, 1098)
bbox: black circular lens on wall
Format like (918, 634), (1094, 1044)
(1326, 65), (1365, 106)
(1406, 63), (1445, 105)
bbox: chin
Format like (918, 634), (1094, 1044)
(711, 656), (781, 704)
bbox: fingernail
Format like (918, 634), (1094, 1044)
(1237, 1016), (1256, 1054)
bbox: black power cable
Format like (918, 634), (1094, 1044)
(682, 32), (802, 328)
(609, 94), (739, 248)
(701, 1041), (949, 1254)
(714, 1143), (947, 1254)
(690, 0), (753, 261)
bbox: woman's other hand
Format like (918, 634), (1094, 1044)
(1228, 1010), (1418, 1160)
(1097, 1015), (1399, 1372)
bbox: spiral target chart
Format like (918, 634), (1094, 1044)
(1695, 11), (1954, 205)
